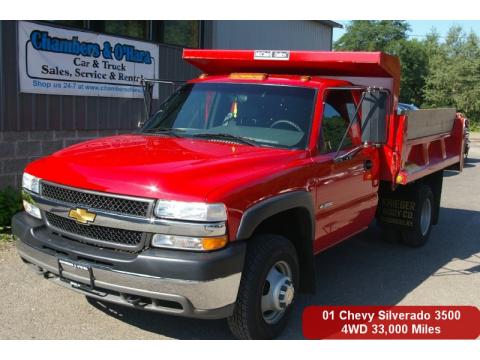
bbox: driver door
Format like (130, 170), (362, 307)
(313, 89), (379, 252)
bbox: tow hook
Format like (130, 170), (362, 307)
(122, 294), (148, 307)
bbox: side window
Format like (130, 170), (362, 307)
(319, 90), (356, 154)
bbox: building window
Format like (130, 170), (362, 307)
(49, 21), (89, 30)
(162, 21), (200, 48)
(45, 20), (201, 47)
(90, 21), (149, 40)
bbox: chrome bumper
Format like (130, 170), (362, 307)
(13, 210), (245, 319)
(17, 239), (240, 318)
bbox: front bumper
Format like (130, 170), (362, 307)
(13, 212), (245, 319)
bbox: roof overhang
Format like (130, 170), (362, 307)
(183, 49), (401, 100)
(184, 50), (398, 78)
(316, 20), (343, 28)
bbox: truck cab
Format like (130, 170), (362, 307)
(13, 50), (465, 339)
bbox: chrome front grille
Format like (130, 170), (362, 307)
(27, 181), (225, 253)
(41, 182), (151, 217)
(46, 212), (145, 252)
(38, 182), (154, 252)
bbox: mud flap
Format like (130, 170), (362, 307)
(377, 170), (443, 230)
(376, 184), (418, 230)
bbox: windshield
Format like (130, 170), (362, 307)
(141, 82), (316, 149)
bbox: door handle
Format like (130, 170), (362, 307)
(364, 160), (373, 170)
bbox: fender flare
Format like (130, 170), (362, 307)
(236, 190), (317, 293)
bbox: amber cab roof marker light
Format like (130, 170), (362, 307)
(229, 73), (268, 80)
(300, 75), (311, 82)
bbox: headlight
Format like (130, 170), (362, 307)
(22, 172), (40, 194)
(154, 200), (227, 222)
(151, 234), (227, 251)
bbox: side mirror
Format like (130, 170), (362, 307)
(361, 89), (389, 144)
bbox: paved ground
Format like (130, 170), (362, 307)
(1, 135), (479, 340)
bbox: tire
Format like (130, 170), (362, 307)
(379, 225), (402, 244)
(400, 184), (434, 247)
(227, 234), (299, 340)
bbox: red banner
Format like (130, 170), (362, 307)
(303, 306), (480, 339)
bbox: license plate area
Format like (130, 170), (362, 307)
(58, 258), (95, 290)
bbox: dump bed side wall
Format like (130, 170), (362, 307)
(406, 108), (456, 140)
(379, 111), (465, 185)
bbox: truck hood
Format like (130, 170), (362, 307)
(26, 134), (307, 201)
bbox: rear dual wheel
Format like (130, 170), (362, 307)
(381, 184), (434, 247)
(401, 185), (434, 247)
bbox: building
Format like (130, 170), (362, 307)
(0, 20), (341, 188)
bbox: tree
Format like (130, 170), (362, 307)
(334, 21), (428, 105)
(423, 27), (480, 126)
(423, 27), (458, 108)
(335, 22), (480, 127)
(454, 32), (480, 120)
(394, 39), (429, 105)
(334, 21), (410, 52)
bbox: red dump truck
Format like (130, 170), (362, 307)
(14, 50), (465, 339)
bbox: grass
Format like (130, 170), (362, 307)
(0, 226), (15, 243)
(470, 121), (480, 132)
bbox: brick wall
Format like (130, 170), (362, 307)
(0, 129), (132, 188)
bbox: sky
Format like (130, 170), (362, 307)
(332, 20), (480, 43)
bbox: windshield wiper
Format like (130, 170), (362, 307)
(192, 133), (257, 146)
(142, 128), (185, 137)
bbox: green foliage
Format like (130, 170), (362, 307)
(334, 21), (480, 128)
(423, 28), (480, 126)
(321, 116), (352, 153)
(0, 229), (15, 243)
(334, 20), (410, 52)
(394, 39), (429, 105)
(334, 21), (428, 105)
(0, 187), (23, 228)
(163, 21), (199, 48)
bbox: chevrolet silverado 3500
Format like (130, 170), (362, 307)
(13, 50), (465, 339)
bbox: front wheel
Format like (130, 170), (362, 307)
(227, 234), (299, 339)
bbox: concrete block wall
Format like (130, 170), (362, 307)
(0, 129), (132, 188)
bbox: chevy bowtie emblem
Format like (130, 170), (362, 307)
(68, 208), (96, 225)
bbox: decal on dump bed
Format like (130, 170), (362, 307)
(378, 198), (416, 227)
(254, 50), (290, 60)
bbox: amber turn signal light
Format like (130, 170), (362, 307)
(201, 236), (228, 251)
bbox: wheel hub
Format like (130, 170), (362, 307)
(420, 197), (432, 236)
(274, 278), (295, 310)
(261, 260), (294, 324)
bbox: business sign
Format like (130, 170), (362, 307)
(18, 21), (160, 98)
